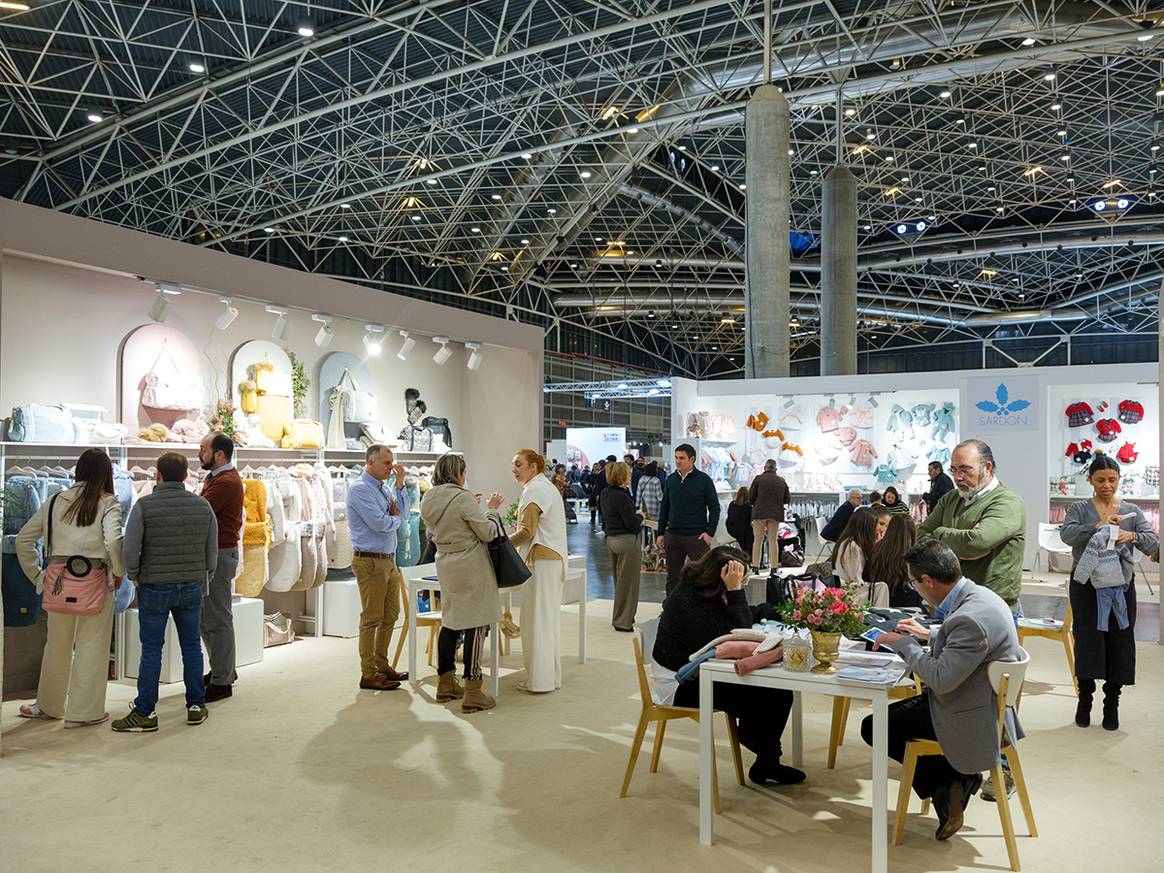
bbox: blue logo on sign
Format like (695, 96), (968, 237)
(975, 383), (1030, 416)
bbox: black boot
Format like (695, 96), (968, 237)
(1075, 678), (1095, 728)
(1102, 681), (1121, 731)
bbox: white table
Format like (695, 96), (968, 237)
(697, 660), (894, 873)
(407, 567), (588, 697)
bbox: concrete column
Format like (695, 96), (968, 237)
(820, 164), (858, 375)
(744, 84), (790, 378)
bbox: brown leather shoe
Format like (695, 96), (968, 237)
(380, 666), (409, 682)
(360, 673), (401, 691)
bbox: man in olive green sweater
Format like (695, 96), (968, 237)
(917, 439), (1026, 615)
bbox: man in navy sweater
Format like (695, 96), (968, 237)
(655, 444), (721, 595)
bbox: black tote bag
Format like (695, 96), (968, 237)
(488, 517), (532, 588)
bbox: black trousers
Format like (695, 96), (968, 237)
(860, 693), (961, 799)
(664, 533), (710, 595)
(674, 679), (792, 763)
(437, 626), (486, 681)
(1070, 578), (1137, 685)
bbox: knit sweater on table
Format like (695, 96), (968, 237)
(917, 483), (1026, 607)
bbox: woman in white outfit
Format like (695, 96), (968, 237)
(509, 448), (568, 693)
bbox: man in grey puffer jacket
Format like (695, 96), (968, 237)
(114, 452), (218, 733)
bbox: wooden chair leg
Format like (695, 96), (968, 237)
(827, 697), (847, 769)
(838, 697), (851, 745)
(619, 712), (651, 798)
(391, 615), (410, 669)
(993, 763), (1021, 871)
(893, 745), (920, 846)
(1006, 747), (1037, 837)
(649, 720), (667, 773)
(425, 625), (437, 666)
(725, 713), (745, 786)
(1062, 630), (1079, 697)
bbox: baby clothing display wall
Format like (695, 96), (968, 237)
(1054, 387), (1159, 498)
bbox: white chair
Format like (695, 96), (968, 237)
(1033, 523), (1072, 572)
(813, 515), (831, 560)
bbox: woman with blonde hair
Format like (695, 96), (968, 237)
(599, 461), (642, 632)
(509, 448), (569, 692)
(419, 452), (505, 713)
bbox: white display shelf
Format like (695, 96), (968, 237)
(1049, 493), (1159, 502)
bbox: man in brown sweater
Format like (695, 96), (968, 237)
(198, 432), (245, 702)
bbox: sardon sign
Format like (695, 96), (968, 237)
(966, 376), (1039, 432)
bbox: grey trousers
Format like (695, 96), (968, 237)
(607, 533), (641, 630)
(201, 547), (239, 686)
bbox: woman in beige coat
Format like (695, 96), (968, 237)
(419, 453), (504, 713)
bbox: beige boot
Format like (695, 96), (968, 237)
(436, 671), (464, 702)
(461, 678), (496, 713)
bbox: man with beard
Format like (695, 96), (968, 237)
(197, 431), (245, 702)
(917, 439), (1026, 619)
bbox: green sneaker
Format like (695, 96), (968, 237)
(111, 707), (158, 732)
(186, 705), (208, 726)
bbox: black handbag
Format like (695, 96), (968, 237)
(488, 517), (532, 588)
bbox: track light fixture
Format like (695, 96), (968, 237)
(397, 330), (416, 360)
(266, 305), (289, 341)
(432, 336), (452, 365)
(465, 342), (482, 371)
(148, 281), (181, 323)
(363, 323), (386, 355)
(311, 313), (334, 348)
(214, 297), (239, 330)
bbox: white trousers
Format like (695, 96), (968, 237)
(521, 559), (563, 691)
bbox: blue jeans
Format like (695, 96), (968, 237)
(134, 581), (206, 715)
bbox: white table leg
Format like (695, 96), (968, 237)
(698, 667), (715, 846)
(578, 578), (587, 664)
(791, 690), (804, 767)
(407, 579), (419, 685)
(872, 692), (889, 873)
(314, 585), (323, 638)
(489, 621), (500, 697)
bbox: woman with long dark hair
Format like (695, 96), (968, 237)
(652, 546), (805, 786)
(865, 513), (920, 607)
(15, 448), (126, 727)
(1059, 454), (1157, 730)
(831, 507), (889, 605)
(882, 486), (910, 515)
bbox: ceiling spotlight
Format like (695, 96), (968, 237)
(896, 223), (908, 234)
(148, 284), (180, 323)
(710, 164), (720, 172)
(1093, 200), (1106, 212)
(1021, 37), (1036, 46)
(595, 236), (604, 242)
(1153, 145), (1160, 152)
(263, 226), (275, 233)
(521, 152), (533, 159)
(1138, 33), (1154, 42)
(1043, 72), (1056, 81)
(363, 323), (386, 355)
(865, 129), (875, 140)
(1051, 102), (1062, 110)
(885, 155), (895, 162)
(491, 194), (502, 201)
(297, 25), (314, 37)
(465, 341), (483, 371)
(0, 2), (31, 9)
(1157, 85), (1164, 98)
(547, 208), (557, 214)
(339, 202), (351, 209)
(311, 313), (334, 348)
(471, 227), (481, 233)
(939, 90), (951, 98)
(954, 118), (965, 125)
(916, 221), (927, 231)
(677, 145), (687, 152)
(411, 215), (422, 221)
(188, 62), (205, 73)
(580, 171), (592, 179)
(396, 330), (416, 360)
(1117, 197), (1130, 209)
(995, 206), (1004, 212)
(627, 127), (639, 133)
(432, 336), (453, 365)
(738, 183), (746, 190)
(214, 297), (239, 330)
(86, 112), (103, 123)
(569, 262), (579, 268)
(426, 178), (438, 185)
(337, 235), (349, 242)
(967, 141), (978, 149)
(863, 224), (872, 231)
(844, 108), (856, 117)
(809, 169), (818, 175)
(520, 237), (530, 244)
(265, 305), (289, 341)
(1057, 129), (1067, 137)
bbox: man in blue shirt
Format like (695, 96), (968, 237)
(347, 443), (410, 690)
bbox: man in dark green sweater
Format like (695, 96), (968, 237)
(917, 439), (1026, 614)
(655, 444), (721, 595)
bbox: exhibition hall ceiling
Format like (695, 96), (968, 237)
(0, 0), (1161, 376)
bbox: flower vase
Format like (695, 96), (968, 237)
(810, 630), (842, 673)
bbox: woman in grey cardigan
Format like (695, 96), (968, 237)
(419, 453), (505, 713)
(1059, 455), (1157, 731)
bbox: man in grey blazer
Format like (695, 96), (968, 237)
(860, 540), (1024, 841)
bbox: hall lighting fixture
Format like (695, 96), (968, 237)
(710, 165), (720, 172)
(580, 171), (592, 179)
(1022, 166), (1043, 177)
(547, 208), (557, 214)
(426, 178), (438, 185)
(939, 90), (951, 98)
(980, 269), (998, 278)
(1102, 179), (1122, 189)
(809, 169), (818, 175)
(432, 336), (453, 365)
(471, 227), (481, 233)
(297, 25), (314, 37)
(954, 118), (965, 125)
(995, 206), (1004, 212)
(363, 324), (386, 355)
(1043, 72), (1056, 82)
(266, 305), (289, 341)
(521, 152), (533, 159)
(1138, 33), (1154, 42)
(520, 237), (530, 244)
(188, 62), (205, 73)
(411, 215), (421, 221)
(967, 141), (978, 149)
(896, 223), (908, 233)
(311, 314), (334, 348)
(1157, 85), (1164, 97)
(339, 202), (351, 209)
(263, 226), (275, 233)
(1152, 145), (1160, 151)
(491, 194), (502, 200)
(396, 330), (416, 360)
(1021, 37), (1036, 46)
(885, 155), (895, 162)
(843, 108), (856, 117)
(214, 298), (239, 330)
(1057, 129), (1066, 136)
(1051, 102), (1062, 110)
(738, 183), (746, 190)
(465, 342), (483, 371)
(677, 145), (687, 151)
(86, 112), (103, 123)
(0, 3), (31, 10)
(627, 127), (639, 133)
(865, 129), (875, 140)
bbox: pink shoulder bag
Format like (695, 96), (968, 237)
(40, 494), (111, 616)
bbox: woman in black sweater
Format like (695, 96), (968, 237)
(599, 462), (643, 632)
(653, 546), (805, 786)
(725, 486), (754, 562)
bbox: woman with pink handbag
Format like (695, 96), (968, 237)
(15, 449), (126, 728)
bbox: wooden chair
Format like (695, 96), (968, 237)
(392, 563), (442, 670)
(1017, 601), (1076, 696)
(827, 673), (923, 769)
(893, 649), (1036, 872)
(620, 620), (745, 811)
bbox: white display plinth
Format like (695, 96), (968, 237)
(323, 578), (361, 638)
(124, 595), (264, 683)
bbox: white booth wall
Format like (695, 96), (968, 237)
(672, 362), (1159, 572)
